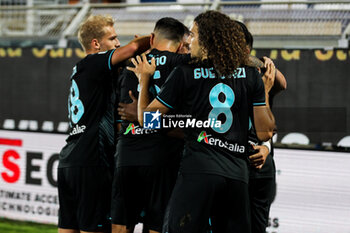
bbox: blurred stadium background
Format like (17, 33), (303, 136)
(1, 0), (350, 232)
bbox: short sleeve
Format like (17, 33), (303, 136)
(86, 49), (116, 74)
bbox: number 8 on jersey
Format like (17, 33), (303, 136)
(209, 83), (235, 133)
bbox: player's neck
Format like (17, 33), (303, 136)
(84, 49), (97, 55)
(152, 41), (178, 53)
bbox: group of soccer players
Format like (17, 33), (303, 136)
(58, 10), (286, 233)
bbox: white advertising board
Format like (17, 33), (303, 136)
(0, 130), (66, 224)
(268, 148), (350, 233)
(1, 130), (350, 232)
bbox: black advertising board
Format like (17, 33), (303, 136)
(0, 47), (349, 144)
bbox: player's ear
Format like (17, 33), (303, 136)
(150, 33), (155, 47)
(246, 45), (251, 55)
(176, 42), (184, 53)
(91, 38), (100, 50)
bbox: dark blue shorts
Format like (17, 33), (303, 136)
(163, 173), (251, 233)
(58, 166), (112, 232)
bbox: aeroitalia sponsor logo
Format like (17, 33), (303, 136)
(197, 131), (245, 153)
(197, 131), (210, 143)
(124, 123), (137, 135)
(124, 123), (157, 135)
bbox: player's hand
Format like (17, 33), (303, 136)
(133, 34), (151, 55)
(127, 53), (156, 83)
(262, 57), (276, 93)
(249, 145), (269, 169)
(118, 90), (138, 122)
(262, 56), (274, 68)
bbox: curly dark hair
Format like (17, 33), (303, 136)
(194, 11), (248, 77)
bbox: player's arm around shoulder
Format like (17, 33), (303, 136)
(248, 55), (287, 94)
(254, 62), (276, 141)
(254, 106), (275, 141)
(111, 35), (151, 66)
(262, 56), (287, 95)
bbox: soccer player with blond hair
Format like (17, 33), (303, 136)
(57, 15), (150, 233)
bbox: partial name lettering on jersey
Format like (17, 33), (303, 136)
(148, 54), (167, 94)
(197, 131), (245, 153)
(148, 55), (167, 67)
(146, 50), (191, 97)
(69, 124), (86, 136)
(194, 67), (247, 79)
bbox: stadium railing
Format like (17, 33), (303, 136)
(1, 1), (350, 48)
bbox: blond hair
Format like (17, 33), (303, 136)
(78, 15), (115, 51)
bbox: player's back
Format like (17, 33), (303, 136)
(157, 63), (263, 183)
(148, 48), (191, 96)
(116, 49), (190, 167)
(59, 50), (116, 168)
